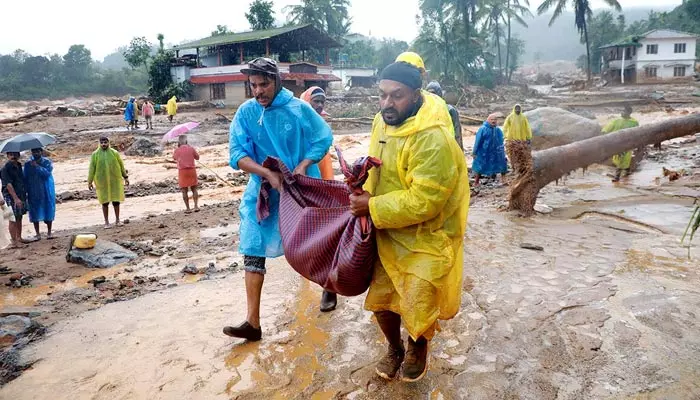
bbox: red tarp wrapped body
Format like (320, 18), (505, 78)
(257, 149), (381, 296)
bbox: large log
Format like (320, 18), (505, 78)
(509, 114), (700, 213)
(0, 107), (49, 124)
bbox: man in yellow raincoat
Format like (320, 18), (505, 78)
(166, 96), (178, 122)
(602, 105), (639, 182)
(88, 137), (129, 228)
(503, 103), (532, 174)
(350, 62), (469, 382)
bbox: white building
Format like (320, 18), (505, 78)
(600, 29), (698, 84)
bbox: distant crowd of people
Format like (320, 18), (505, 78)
(123, 96), (178, 131)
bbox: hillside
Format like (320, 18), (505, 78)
(513, 6), (674, 63)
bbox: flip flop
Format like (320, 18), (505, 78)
(104, 224), (113, 230)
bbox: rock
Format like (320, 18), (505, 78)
(88, 276), (107, 286)
(0, 306), (49, 318)
(182, 264), (198, 275)
(157, 223), (166, 229)
(524, 107), (602, 150)
(58, 191), (75, 201)
(0, 316), (44, 349)
(520, 243), (544, 251)
(67, 240), (138, 269)
(124, 137), (163, 157)
(123, 219), (130, 225)
(167, 283), (178, 288)
(534, 204), (554, 214)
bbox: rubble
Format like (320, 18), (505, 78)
(125, 137), (163, 157)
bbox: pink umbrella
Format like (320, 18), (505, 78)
(162, 122), (200, 142)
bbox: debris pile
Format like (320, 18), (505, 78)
(125, 137), (163, 157)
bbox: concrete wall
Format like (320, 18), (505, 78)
(191, 82), (248, 107)
(170, 66), (190, 84)
(636, 36), (696, 67)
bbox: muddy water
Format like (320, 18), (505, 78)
(4, 187), (700, 399)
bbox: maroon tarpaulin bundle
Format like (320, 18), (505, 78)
(257, 148), (382, 296)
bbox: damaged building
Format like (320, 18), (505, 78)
(170, 24), (342, 106)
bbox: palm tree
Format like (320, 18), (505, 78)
(420, 0), (453, 77)
(157, 33), (165, 52)
(285, 0), (351, 39)
(480, 0), (507, 80)
(504, 0), (532, 82)
(537, 0), (621, 81)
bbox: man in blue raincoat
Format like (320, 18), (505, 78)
(472, 113), (508, 186)
(23, 148), (56, 239)
(124, 97), (135, 130)
(224, 58), (334, 342)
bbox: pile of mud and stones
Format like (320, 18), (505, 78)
(0, 314), (46, 385)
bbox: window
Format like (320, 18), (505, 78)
(645, 67), (658, 78)
(646, 44), (658, 54)
(211, 83), (226, 100)
(673, 66), (686, 77)
(674, 43), (686, 53)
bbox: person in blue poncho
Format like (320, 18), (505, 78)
(124, 97), (135, 130)
(23, 148), (56, 239)
(472, 113), (508, 186)
(223, 58), (334, 342)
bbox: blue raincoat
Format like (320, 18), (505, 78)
(472, 121), (508, 176)
(124, 99), (135, 122)
(229, 87), (333, 258)
(23, 156), (56, 223)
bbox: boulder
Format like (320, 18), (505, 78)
(0, 316), (44, 349)
(67, 240), (138, 268)
(525, 107), (602, 150)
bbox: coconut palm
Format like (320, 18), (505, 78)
(537, 0), (622, 81)
(504, 0), (532, 82)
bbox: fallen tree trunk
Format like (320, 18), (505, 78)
(509, 114), (700, 213)
(0, 107), (49, 124)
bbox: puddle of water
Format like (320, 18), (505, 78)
(224, 279), (330, 398)
(0, 267), (122, 308)
(598, 202), (695, 236)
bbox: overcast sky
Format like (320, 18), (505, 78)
(0, 0), (683, 60)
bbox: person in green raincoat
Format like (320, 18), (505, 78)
(88, 137), (129, 228)
(602, 105), (639, 182)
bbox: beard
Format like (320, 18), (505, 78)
(381, 106), (414, 126)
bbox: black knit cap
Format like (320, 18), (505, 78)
(380, 62), (422, 90)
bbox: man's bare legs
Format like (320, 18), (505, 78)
(245, 271), (264, 329)
(113, 202), (121, 226)
(191, 187), (199, 211)
(102, 203), (110, 228)
(181, 188), (190, 212)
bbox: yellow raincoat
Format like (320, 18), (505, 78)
(166, 96), (178, 116)
(603, 117), (639, 169)
(87, 147), (127, 204)
(503, 105), (532, 141)
(364, 93), (470, 341)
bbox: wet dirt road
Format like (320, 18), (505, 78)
(2, 109), (700, 398)
(3, 182), (700, 399)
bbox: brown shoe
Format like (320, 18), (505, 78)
(402, 337), (429, 382)
(375, 342), (405, 380)
(223, 321), (262, 342)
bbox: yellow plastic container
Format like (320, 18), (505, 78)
(73, 233), (97, 249)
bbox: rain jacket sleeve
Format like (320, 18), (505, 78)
(473, 125), (484, 156)
(300, 103), (333, 163)
(229, 108), (255, 170)
(88, 152), (97, 184)
(369, 131), (457, 230)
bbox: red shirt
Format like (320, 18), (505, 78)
(173, 145), (199, 170)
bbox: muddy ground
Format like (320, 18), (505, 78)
(1, 85), (700, 399)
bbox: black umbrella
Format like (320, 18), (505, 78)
(0, 132), (56, 153)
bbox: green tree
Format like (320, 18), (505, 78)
(63, 44), (93, 81)
(246, 0), (276, 30)
(342, 40), (377, 67)
(285, 0), (351, 39)
(537, 0), (622, 81)
(507, 35), (526, 80)
(157, 33), (165, 52)
(123, 37), (152, 71)
(584, 10), (625, 75)
(211, 25), (231, 36)
(504, 0), (532, 82)
(374, 39), (409, 71)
